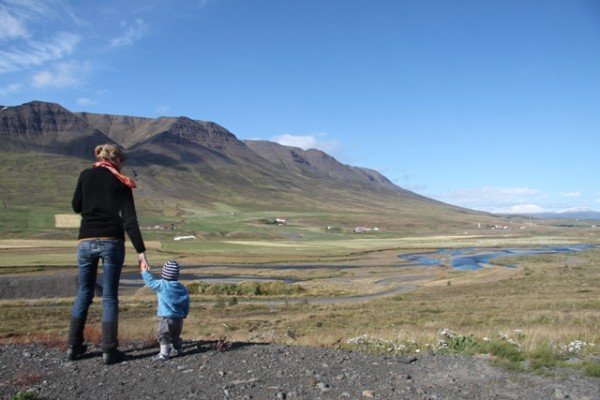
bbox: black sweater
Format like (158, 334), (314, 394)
(72, 167), (146, 253)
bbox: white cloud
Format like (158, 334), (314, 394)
(0, 31), (80, 73)
(0, 5), (29, 41)
(109, 19), (148, 47)
(198, 0), (216, 8)
(444, 186), (541, 204)
(502, 204), (547, 214)
(559, 191), (581, 198)
(271, 133), (340, 154)
(0, 83), (22, 97)
(76, 97), (95, 106)
(558, 206), (592, 213)
(0, 1), (83, 73)
(435, 186), (547, 212)
(30, 60), (89, 88)
(155, 104), (170, 115)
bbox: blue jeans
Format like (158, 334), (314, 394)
(71, 239), (125, 323)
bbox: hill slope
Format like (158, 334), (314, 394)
(0, 100), (503, 231)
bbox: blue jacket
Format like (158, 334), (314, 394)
(142, 271), (190, 318)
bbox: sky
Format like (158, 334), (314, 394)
(1, 0), (599, 213)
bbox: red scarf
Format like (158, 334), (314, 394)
(93, 161), (137, 188)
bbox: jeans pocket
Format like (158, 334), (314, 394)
(100, 240), (125, 269)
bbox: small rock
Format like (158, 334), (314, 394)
(317, 382), (329, 391)
(362, 390), (374, 398)
(397, 355), (417, 364)
(276, 391), (286, 399)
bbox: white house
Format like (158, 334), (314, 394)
(174, 235), (196, 241)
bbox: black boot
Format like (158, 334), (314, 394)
(102, 321), (124, 365)
(67, 317), (88, 361)
(102, 348), (125, 365)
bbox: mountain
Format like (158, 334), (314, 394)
(0, 101), (114, 156)
(513, 208), (600, 221)
(244, 140), (397, 190)
(0, 100), (506, 232)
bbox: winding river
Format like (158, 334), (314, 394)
(398, 244), (595, 270)
(1, 244), (595, 302)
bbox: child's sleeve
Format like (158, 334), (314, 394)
(141, 270), (162, 291)
(183, 289), (190, 317)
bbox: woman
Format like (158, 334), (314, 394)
(68, 144), (149, 365)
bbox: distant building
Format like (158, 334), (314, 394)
(174, 235), (196, 241)
(353, 226), (379, 233)
(275, 217), (288, 226)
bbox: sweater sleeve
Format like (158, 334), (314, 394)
(183, 289), (190, 317)
(72, 174), (83, 214)
(121, 186), (146, 253)
(142, 270), (162, 291)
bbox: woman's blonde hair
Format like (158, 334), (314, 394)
(95, 144), (126, 163)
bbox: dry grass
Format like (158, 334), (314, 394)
(54, 214), (80, 228)
(0, 244), (598, 366)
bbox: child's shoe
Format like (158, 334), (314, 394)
(152, 352), (169, 361)
(170, 347), (182, 357)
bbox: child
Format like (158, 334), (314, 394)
(141, 260), (190, 360)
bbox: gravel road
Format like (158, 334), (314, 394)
(1, 341), (598, 400)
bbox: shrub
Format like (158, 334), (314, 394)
(482, 340), (525, 362)
(213, 298), (226, 309)
(11, 391), (43, 400)
(529, 342), (560, 370)
(187, 281), (304, 297)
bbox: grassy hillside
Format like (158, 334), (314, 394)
(3, 150), (594, 243)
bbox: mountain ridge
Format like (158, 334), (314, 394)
(0, 100), (500, 232)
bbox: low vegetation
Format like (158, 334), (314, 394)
(0, 205), (598, 378)
(187, 281), (305, 297)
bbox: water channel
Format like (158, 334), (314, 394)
(397, 244), (595, 270)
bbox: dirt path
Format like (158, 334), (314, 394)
(1, 342), (598, 400)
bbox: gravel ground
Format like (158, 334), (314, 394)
(1, 342), (598, 400)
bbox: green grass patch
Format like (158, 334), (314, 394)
(582, 360), (600, 378)
(11, 391), (43, 400)
(528, 341), (561, 370)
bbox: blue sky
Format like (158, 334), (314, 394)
(1, 0), (599, 213)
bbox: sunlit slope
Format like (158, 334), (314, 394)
(0, 100), (508, 233)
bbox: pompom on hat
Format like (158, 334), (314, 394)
(161, 260), (180, 281)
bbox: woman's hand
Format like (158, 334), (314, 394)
(138, 252), (150, 271)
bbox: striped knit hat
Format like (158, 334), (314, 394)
(161, 260), (180, 281)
